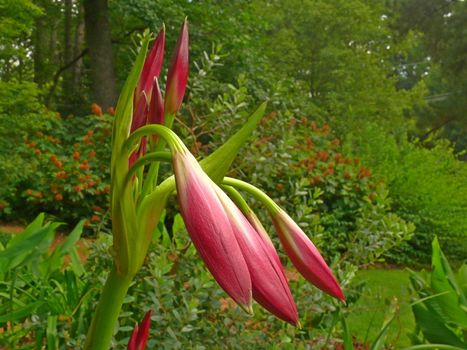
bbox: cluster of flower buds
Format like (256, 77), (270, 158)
(116, 18), (344, 330)
(170, 141), (344, 326)
(129, 19), (188, 166)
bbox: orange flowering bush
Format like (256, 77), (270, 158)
(241, 116), (413, 260)
(2, 110), (112, 232)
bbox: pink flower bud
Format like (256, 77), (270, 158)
(131, 92), (149, 134)
(216, 190), (299, 325)
(164, 19), (189, 115)
(173, 150), (252, 309)
(128, 310), (152, 350)
(131, 27), (165, 136)
(138, 27), (165, 97)
(271, 209), (345, 301)
(148, 78), (164, 126)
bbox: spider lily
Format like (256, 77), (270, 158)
(128, 310), (152, 350)
(216, 188), (298, 325)
(131, 26), (165, 134)
(271, 208), (345, 301)
(172, 149), (252, 310)
(129, 27), (165, 166)
(222, 178), (345, 302)
(129, 20), (188, 165)
(165, 18), (189, 116)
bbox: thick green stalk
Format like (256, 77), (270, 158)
(84, 266), (133, 350)
(140, 113), (176, 198)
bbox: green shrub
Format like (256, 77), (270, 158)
(343, 122), (467, 262)
(236, 117), (414, 263)
(0, 214), (94, 349)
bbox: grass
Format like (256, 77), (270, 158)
(347, 268), (415, 348)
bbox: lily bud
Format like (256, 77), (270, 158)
(131, 27), (165, 135)
(172, 149), (252, 310)
(128, 310), (152, 350)
(148, 78), (164, 126)
(165, 19), (189, 115)
(138, 27), (165, 97)
(271, 208), (345, 301)
(129, 92), (149, 166)
(217, 189), (298, 325)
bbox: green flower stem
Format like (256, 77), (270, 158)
(140, 114), (176, 198)
(124, 124), (186, 155)
(84, 266), (134, 350)
(222, 177), (280, 214)
(124, 151), (172, 190)
(221, 185), (253, 215)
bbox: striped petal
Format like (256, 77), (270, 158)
(271, 208), (345, 301)
(172, 150), (252, 309)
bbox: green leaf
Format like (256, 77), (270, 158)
(431, 236), (467, 327)
(340, 316), (354, 350)
(53, 220), (84, 257)
(401, 345), (466, 350)
(111, 33), (150, 176)
(172, 214), (187, 249)
(47, 315), (58, 350)
(412, 303), (466, 348)
(457, 264), (467, 298)
(44, 220), (85, 276)
(0, 301), (44, 323)
(200, 102), (267, 183)
(371, 298), (399, 350)
(110, 33), (151, 275)
(68, 247), (85, 276)
(0, 222), (57, 272)
(6, 213), (45, 248)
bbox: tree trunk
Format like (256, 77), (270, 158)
(34, 15), (48, 87)
(61, 0), (75, 112)
(73, 7), (85, 88)
(83, 0), (117, 110)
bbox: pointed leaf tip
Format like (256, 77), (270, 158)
(201, 102), (267, 183)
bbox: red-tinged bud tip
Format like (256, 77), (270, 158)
(216, 190), (299, 325)
(148, 78), (164, 125)
(131, 92), (149, 133)
(172, 151), (252, 308)
(128, 310), (152, 350)
(138, 27), (166, 96)
(272, 209), (345, 301)
(129, 136), (147, 168)
(165, 19), (189, 115)
(128, 324), (139, 350)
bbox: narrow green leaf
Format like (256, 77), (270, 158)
(47, 315), (58, 350)
(201, 102), (267, 183)
(371, 298), (399, 350)
(412, 303), (466, 348)
(110, 34), (151, 275)
(54, 220), (84, 256)
(6, 213), (45, 250)
(457, 264), (467, 298)
(340, 315), (354, 350)
(0, 223), (57, 272)
(401, 345), (466, 350)
(431, 237), (467, 327)
(44, 220), (85, 275)
(0, 301), (44, 322)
